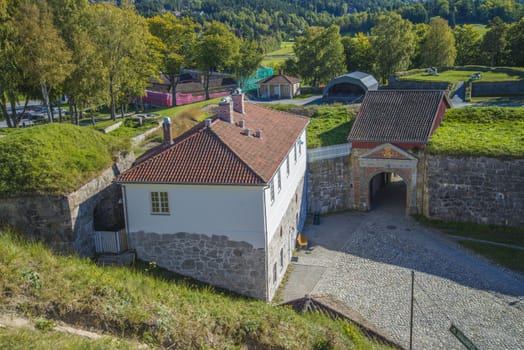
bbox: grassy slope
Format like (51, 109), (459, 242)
(0, 230), (389, 350)
(427, 107), (524, 158)
(399, 70), (523, 83)
(0, 124), (129, 195)
(261, 41), (295, 67)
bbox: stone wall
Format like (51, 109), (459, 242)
(0, 153), (135, 255)
(129, 231), (267, 300)
(387, 76), (452, 91)
(472, 81), (524, 97)
(424, 155), (524, 227)
(307, 156), (354, 214)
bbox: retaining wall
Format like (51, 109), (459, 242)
(472, 81), (524, 97)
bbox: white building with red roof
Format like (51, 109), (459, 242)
(116, 91), (309, 301)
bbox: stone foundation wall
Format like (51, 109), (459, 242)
(424, 155), (524, 227)
(0, 153), (135, 255)
(307, 156), (354, 214)
(472, 81), (524, 97)
(129, 231), (266, 300)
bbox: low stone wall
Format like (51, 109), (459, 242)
(472, 81), (524, 97)
(307, 156), (354, 214)
(387, 76), (451, 91)
(0, 153), (135, 255)
(424, 155), (524, 227)
(129, 231), (266, 300)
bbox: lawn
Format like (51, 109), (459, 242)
(261, 41), (295, 67)
(0, 229), (391, 349)
(399, 69), (523, 83)
(458, 241), (524, 272)
(427, 107), (524, 158)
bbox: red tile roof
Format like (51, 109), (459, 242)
(348, 90), (450, 144)
(258, 74), (301, 85)
(116, 102), (309, 185)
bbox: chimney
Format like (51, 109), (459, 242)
(232, 88), (245, 114)
(205, 118), (213, 128)
(162, 117), (173, 145)
(218, 96), (234, 123)
(254, 129), (263, 139)
(238, 119), (245, 128)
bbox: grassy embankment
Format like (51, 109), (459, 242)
(398, 69), (523, 83)
(261, 41), (295, 67)
(0, 123), (129, 195)
(0, 229), (391, 349)
(427, 107), (524, 158)
(266, 104), (357, 148)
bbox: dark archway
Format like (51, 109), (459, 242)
(368, 172), (407, 213)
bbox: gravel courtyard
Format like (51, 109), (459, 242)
(282, 183), (524, 349)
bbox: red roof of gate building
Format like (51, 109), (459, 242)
(116, 101), (309, 185)
(348, 90), (451, 147)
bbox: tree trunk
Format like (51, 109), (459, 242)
(68, 97), (76, 125)
(41, 83), (53, 123)
(0, 96), (13, 128)
(56, 99), (62, 123)
(204, 71), (211, 100)
(109, 76), (116, 121)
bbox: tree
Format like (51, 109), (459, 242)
(89, 2), (159, 120)
(506, 17), (524, 67)
(453, 24), (482, 66)
(194, 21), (239, 100)
(342, 33), (374, 73)
(232, 40), (263, 89)
(481, 17), (508, 67)
(371, 13), (416, 83)
(148, 13), (199, 106)
(420, 17), (456, 67)
(293, 24), (345, 87)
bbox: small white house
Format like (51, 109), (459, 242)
(116, 91), (309, 301)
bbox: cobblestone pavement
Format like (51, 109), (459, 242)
(286, 183), (524, 349)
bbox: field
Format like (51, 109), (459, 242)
(261, 41), (295, 67)
(399, 69), (523, 83)
(0, 229), (391, 349)
(427, 107), (524, 158)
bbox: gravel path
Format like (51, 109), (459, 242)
(287, 184), (524, 349)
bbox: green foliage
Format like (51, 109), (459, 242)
(458, 241), (524, 272)
(427, 107), (524, 158)
(454, 24), (483, 66)
(0, 230), (390, 350)
(399, 68), (524, 82)
(0, 124), (129, 195)
(34, 318), (55, 331)
(421, 17), (456, 67)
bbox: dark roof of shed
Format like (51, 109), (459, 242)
(348, 90), (450, 144)
(323, 71), (379, 96)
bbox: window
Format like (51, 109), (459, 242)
(277, 169), (281, 192)
(293, 144), (297, 163)
(280, 248), (284, 270)
(298, 138), (302, 155)
(151, 191), (169, 214)
(286, 156), (290, 176)
(269, 179), (275, 203)
(273, 263), (277, 284)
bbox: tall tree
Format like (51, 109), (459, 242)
(505, 17), (524, 67)
(148, 13), (199, 106)
(453, 24), (482, 65)
(194, 21), (240, 100)
(232, 40), (263, 89)
(293, 24), (345, 87)
(371, 13), (416, 83)
(420, 17), (456, 67)
(481, 16), (508, 67)
(342, 33), (374, 73)
(89, 2), (159, 120)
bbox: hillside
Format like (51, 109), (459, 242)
(427, 107), (524, 158)
(0, 124), (130, 195)
(0, 229), (391, 349)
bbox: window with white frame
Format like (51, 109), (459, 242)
(277, 169), (281, 192)
(151, 191), (169, 214)
(286, 155), (290, 176)
(293, 144), (297, 163)
(298, 138), (302, 155)
(269, 179), (275, 203)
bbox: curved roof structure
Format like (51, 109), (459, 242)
(323, 72), (379, 101)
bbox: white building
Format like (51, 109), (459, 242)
(116, 91), (309, 301)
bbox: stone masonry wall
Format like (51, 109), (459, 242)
(424, 155), (524, 227)
(472, 81), (524, 97)
(129, 231), (267, 300)
(0, 153), (135, 255)
(307, 156), (354, 214)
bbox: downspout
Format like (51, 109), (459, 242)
(261, 186), (269, 302)
(121, 185), (130, 236)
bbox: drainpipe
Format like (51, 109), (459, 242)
(262, 186), (269, 302)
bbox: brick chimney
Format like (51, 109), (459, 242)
(232, 88), (245, 114)
(162, 117), (173, 145)
(218, 96), (234, 123)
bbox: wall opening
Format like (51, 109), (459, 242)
(368, 172), (406, 212)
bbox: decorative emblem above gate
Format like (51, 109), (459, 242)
(359, 143), (418, 169)
(383, 146), (393, 158)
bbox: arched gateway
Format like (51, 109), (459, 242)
(348, 90), (451, 214)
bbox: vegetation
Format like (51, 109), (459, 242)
(0, 230), (390, 349)
(427, 107), (524, 158)
(0, 124), (129, 195)
(458, 241), (524, 272)
(398, 68), (524, 82)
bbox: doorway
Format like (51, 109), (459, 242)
(368, 172), (407, 213)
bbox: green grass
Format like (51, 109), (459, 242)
(399, 69), (523, 83)
(427, 107), (524, 158)
(458, 241), (524, 272)
(0, 327), (140, 350)
(0, 124), (129, 195)
(262, 41), (295, 67)
(0, 230), (391, 349)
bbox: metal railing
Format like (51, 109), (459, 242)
(307, 143), (351, 162)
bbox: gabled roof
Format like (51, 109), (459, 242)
(348, 90), (450, 144)
(258, 74), (301, 85)
(116, 102), (309, 185)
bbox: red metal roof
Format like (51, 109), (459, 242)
(116, 102), (309, 185)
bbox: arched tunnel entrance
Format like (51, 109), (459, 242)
(368, 172), (407, 213)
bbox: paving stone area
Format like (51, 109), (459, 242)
(283, 182), (524, 349)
